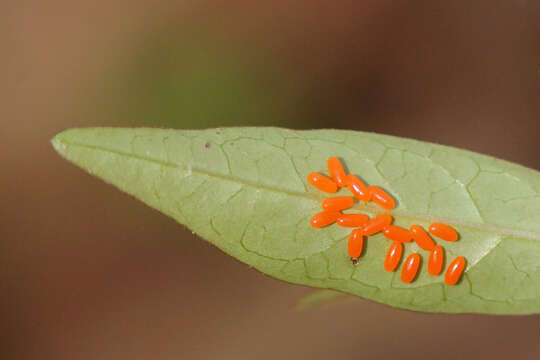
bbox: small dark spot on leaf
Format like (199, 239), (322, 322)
(205, 142), (211, 149)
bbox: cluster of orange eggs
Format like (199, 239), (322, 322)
(307, 157), (466, 285)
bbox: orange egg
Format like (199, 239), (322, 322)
(362, 214), (393, 236)
(382, 225), (412, 243)
(429, 222), (459, 242)
(428, 245), (444, 276)
(384, 241), (403, 272)
(322, 196), (354, 211)
(310, 211), (340, 228)
(410, 225), (436, 251)
(337, 213), (370, 228)
(346, 174), (371, 202)
(348, 229), (364, 264)
(445, 256), (466, 285)
(401, 253), (421, 283)
(327, 156), (348, 187)
(307, 172), (338, 193)
(368, 186), (396, 210)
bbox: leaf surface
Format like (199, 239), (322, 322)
(51, 127), (540, 314)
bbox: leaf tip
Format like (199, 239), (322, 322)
(51, 130), (70, 157)
(51, 128), (86, 157)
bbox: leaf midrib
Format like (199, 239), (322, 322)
(55, 138), (540, 241)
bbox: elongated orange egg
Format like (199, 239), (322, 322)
(445, 256), (466, 285)
(401, 253), (421, 283)
(310, 211), (340, 228)
(346, 175), (371, 202)
(428, 245), (444, 275)
(322, 196), (354, 211)
(348, 229), (364, 264)
(337, 213), (369, 227)
(368, 186), (396, 210)
(384, 241), (403, 272)
(307, 172), (338, 193)
(362, 214), (393, 236)
(327, 157), (348, 187)
(429, 222), (459, 242)
(410, 225), (436, 251)
(382, 225), (412, 242)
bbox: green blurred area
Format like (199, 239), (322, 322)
(88, 26), (322, 130)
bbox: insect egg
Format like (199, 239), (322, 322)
(310, 211), (341, 228)
(429, 222), (459, 242)
(348, 229), (364, 264)
(337, 213), (369, 228)
(428, 245), (444, 276)
(445, 256), (466, 285)
(410, 225), (436, 251)
(384, 241), (403, 272)
(307, 172), (338, 193)
(362, 214), (393, 236)
(368, 186), (396, 210)
(382, 225), (412, 242)
(322, 196), (354, 211)
(346, 175), (371, 202)
(327, 157), (348, 187)
(401, 253), (421, 283)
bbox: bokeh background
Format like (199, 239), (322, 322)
(3, 1), (540, 359)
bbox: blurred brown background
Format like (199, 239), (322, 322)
(2, 1), (540, 359)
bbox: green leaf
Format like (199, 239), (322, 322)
(51, 127), (540, 314)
